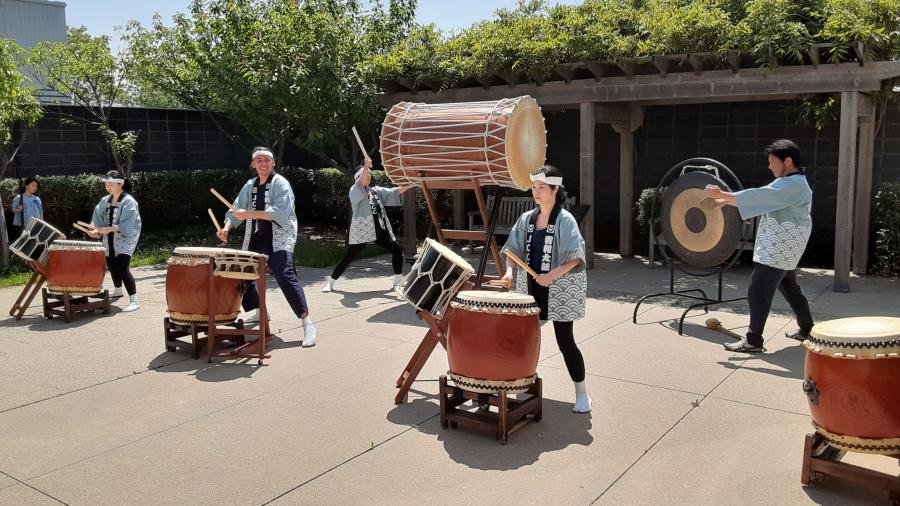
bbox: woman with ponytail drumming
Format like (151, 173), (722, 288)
(500, 165), (592, 413)
(89, 170), (142, 312)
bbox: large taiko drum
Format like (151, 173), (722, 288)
(45, 240), (106, 296)
(165, 247), (265, 326)
(803, 317), (900, 454)
(9, 217), (65, 264)
(446, 290), (541, 393)
(380, 96), (547, 191)
(398, 238), (474, 319)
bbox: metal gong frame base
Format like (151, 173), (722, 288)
(634, 158), (749, 335)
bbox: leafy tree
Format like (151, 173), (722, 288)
(125, 0), (416, 170)
(0, 39), (43, 269)
(26, 26), (140, 176)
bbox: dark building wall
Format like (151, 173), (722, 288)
(8, 105), (324, 177)
(543, 101), (900, 267)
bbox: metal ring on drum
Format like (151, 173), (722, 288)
(379, 96), (547, 190)
(397, 239), (474, 319)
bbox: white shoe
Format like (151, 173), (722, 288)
(123, 295), (140, 312)
(302, 321), (317, 348)
(321, 276), (335, 293)
(572, 393), (592, 413)
(243, 309), (270, 323)
(109, 287), (124, 299)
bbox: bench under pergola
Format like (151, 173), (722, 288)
(378, 48), (900, 292)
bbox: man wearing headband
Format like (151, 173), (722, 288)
(217, 147), (317, 347)
(322, 157), (410, 293)
(500, 165), (592, 413)
(90, 170), (142, 311)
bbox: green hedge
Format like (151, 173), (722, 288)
(874, 182), (900, 275)
(1, 168), (449, 237)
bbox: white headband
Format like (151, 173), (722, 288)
(530, 172), (563, 186)
(251, 149), (274, 160)
(102, 177), (125, 184)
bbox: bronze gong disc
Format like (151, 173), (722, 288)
(660, 171), (742, 268)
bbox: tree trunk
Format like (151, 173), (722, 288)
(0, 200), (10, 271)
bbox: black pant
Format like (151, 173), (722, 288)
(746, 263), (814, 346)
(106, 239), (136, 295)
(529, 279), (586, 383)
(331, 228), (403, 279)
(242, 248), (310, 318)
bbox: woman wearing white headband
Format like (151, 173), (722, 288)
(90, 170), (143, 312)
(322, 157), (410, 293)
(500, 164), (591, 413)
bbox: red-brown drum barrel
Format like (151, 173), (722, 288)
(165, 247), (247, 326)
(445, 290), (541, 393)
(45, 240), (106, 296)
(803, 317), (900, 454)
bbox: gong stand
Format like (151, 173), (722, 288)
(394, 181), (506, 404)
(163, 256), (271, 365)
(9, 260), (47, 320)
(633, 158), (749, 335)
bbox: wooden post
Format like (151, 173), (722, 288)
(403, 186), (418, 256)
(617, 125), (635, 256)
(852, 94), (876, 275)
(452, 190), (465, 231)
(579, 102), (596, 269)
(834, 91), (859, 292)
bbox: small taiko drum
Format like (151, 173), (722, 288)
(803, 317), (900, 454)
(380, 96), (547, 191)
(446, 290), (541, 393)
(165, 247), (265, 326)
(44, 240), (106, 296)
(10, 217), (65, 264)
(398, 239), (474, 319)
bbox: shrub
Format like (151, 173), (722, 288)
(874, 182), (900, 275)
(635, 186), (666, 235)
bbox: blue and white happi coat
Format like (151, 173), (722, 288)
(91, 193), (142, 256)
(225, 173), (299, 253)
(348, 183), (402, 245)
(501, 208), (587, 321)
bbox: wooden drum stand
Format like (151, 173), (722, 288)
(439, 375), (542, 445)
(801, 433), (900, 503)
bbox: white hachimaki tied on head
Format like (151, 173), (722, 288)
(101, 170), (125, 185)
(530, 167), (563, 186)
(251, 147), (275, 160)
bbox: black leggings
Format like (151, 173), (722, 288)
(529, 279), (586, 383)
(331, 229), (404, 279)
(106, 240), (136, 296)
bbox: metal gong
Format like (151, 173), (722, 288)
(661, 171), (743, 268)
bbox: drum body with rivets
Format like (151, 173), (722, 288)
(803, 317), (900, 454)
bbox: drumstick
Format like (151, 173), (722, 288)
(504, 250), (540, 280)
(351, 126), (370, 160)
(207, 208), (222, 232)
(73, 222), (94, 235)
(76, 220), (96, 230)
(209, 188), (237, 212)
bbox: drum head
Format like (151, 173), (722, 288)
(506, 97), (547, 190)
(660, 171), (743, 268)
(808, 317), (900, 354)
(172, 246), (251, 257)
(454, 290), (535, 305)
(49, 240), (104, 251)
(423, 239), (474, 274)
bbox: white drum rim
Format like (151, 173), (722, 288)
(172, 246), (265, 257)
(422, 238), (474, 274)
(49, 240), (105, 250)
(24, 217), (65, 237)
(454, 290), (536, 305)
(809, 317), (900, 344)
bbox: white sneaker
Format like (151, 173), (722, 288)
(302, 322), (317, 348)
(321, 276), (335, 293)
(572, 393), (592, 413)
(123, 295), (140, 312)
(109, 287), (124, 299)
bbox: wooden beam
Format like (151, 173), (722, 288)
(618, 124), (635, 256)
(377, 61), (900, 107)
(452, 189), (465, 230)
(403, 187), (418, 256)
(852, 94), (876, 275)
(834, 91), (860, 292)
(580, 102), (596, 269)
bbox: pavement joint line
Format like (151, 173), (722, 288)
(705, 395), (812, 417)
(591, 319), (794, 503)
(261, 413), (441, 505)
(539, 364), (707, 397)
(538, 303), (658, 364)
(0, 469), (68, 505)
(19, 338), (414, 483)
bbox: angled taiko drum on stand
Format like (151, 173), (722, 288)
(398, 238), (474, 320)
(380, 96), (547, 191)
(10, 217), (65, 265)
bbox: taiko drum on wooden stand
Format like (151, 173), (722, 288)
(41, 240), (110, 322)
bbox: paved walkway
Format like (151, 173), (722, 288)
(0, 252), (897, 505)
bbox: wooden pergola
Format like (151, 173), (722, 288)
(378, 52), (900, 292)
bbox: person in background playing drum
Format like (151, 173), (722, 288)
(89, 171), (142, 312)
(500, 165), (591, 413)
(704, 139), (814, 353)
(322, 157), (410, 293)
(217, 147), (317, 348)
(10, 177), (43, 241)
